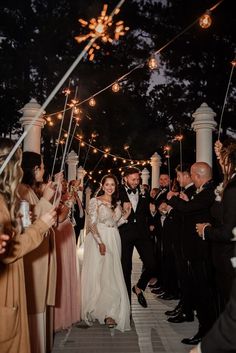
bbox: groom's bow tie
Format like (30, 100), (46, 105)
(127, 188), (137, 194)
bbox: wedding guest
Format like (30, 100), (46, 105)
(54, 178), (80, 331)
(167, 162), (217, 345)
(0, 138), (56, 353)
(196, 141), (236, 307)
(81, 174), (131, 331)
(0, 234), (9, 254)
(18, 151), (59, 353)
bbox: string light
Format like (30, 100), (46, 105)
(148, 55), (158, 70)
(112, 82), (120, 92)
(199, 10), (212, 29)
(41, 1), (225, 126)
(89, 97), (96, 107)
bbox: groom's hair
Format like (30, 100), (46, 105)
(123, 167), (140, 177)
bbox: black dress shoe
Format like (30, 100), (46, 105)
(132, 286), (147, 308)
(181, 332), (202, 345)
(158, 293), (177, 300)
(165, 306), (182, 316)
(151, 288), (165, 295)
(148, 281), (158, 288)
(168, 312), (194, 323)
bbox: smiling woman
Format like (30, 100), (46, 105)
(81, 174), (131, 332)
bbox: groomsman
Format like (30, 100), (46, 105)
(119, 168), (156, 308)
(167, 162), (217, 345)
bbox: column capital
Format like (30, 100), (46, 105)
(66, 150), (79, 166)
(192, 102), (217, 131)
(19, 98), (46, 128)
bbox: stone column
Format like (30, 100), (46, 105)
(66, 150), (78, 182)
(77, 166), (86, 201)
(141, 168), (150, 185)
(151, 152), (161, 188)
(192, 103), (217, 167)
(19, 98), (45, 153)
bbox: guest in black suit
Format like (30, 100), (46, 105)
(166, 163), (196, 321)
(167, 162), (217, 345)
(190, 276), (236, 353)
(118, 168), (156, 308)
(191, 143), (236, 353)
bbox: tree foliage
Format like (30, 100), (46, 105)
(0, 0), (235, 173)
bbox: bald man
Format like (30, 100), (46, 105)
(167, 162), (217, 346)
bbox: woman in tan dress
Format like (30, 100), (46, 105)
(18, 151), (60, 353)
(0, 138), (56, 353)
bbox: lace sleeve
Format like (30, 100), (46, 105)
(114, 203), (128, 227)
(87, 198), (103, 244)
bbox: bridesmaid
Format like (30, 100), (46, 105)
(54, 178), (81, 331)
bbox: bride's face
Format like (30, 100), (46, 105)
(102, 177), (116, 196)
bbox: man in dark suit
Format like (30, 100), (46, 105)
(167, 162), (217, 345)
(166, 163), (196, 321)
(190, 278), (236, 353)
(119, 167), (156, 308)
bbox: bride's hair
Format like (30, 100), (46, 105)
(0, 138), (23, 236)
(96, 174), (119, 208)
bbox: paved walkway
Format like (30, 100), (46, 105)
(52, 249), (198, 353)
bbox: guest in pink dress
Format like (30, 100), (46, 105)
(54, 179), (80, 331)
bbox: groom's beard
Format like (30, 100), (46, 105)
(125, 182), (139, 190)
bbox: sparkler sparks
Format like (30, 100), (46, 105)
(75, 4), (129, 61)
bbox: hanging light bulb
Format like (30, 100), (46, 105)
(148, 55), (158, 70)
(57, 113), (63, 119)
(89, 97), (96, 107)
(112, 82), (120, 93)
(199, 10), (212, 29)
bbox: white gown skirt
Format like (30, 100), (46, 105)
(81, 223), (130, 332)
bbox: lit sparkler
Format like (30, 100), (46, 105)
(75, 3), (129, 61)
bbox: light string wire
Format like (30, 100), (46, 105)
(0, 0), (127, 176)
(217, 60), (235, 140)
(46, 0), (225, 120)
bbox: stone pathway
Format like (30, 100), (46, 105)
(52, 249), (198, 353)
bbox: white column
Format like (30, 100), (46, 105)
(192, 103), (217, 167)
(151, 152), (161, 188)
(66, 150), (78, 182)
(19, 99), (45, 153)
(77, 166), (86, 201)
(141, 168), (150, 185)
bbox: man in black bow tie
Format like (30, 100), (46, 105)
(118, 167), (156, 309)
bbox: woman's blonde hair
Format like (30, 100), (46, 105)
(0, 138), (23, 234)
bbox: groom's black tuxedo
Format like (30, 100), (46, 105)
(118, 185), (156, 300)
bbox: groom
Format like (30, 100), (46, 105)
(119, 167), (156, 307)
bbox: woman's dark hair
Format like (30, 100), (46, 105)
(96, 174), (119, 208)
(21, 151), (42, 187)
(220, 143), (236, 188)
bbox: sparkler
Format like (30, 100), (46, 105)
(75, 3), (129, 61)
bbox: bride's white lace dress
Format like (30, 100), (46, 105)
(81, 197), (130, 332)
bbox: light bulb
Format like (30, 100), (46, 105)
(199, 11), (212, 29)
(148, 56), (158, 70)
(112, 82), (120, 92)
(89, 97), (96, 107)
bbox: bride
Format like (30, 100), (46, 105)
(81, 174), (131, 331)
